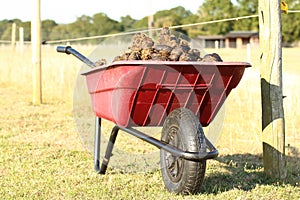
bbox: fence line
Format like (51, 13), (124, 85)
(170, 14), (259, 29)
(0, 40), (11, 44)
(1, 10), (300, 45)
(45, 14), (260, 44)
(0, 40), (31, 44)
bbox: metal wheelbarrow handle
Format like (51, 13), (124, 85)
(56, 46), (96, 68)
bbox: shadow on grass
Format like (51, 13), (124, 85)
(200, 153), (300, 194)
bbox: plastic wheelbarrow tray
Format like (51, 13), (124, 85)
(57, 46), (251, 194)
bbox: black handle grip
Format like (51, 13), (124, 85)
(56, 46), (96, 68)
(56, 46), (71, 54)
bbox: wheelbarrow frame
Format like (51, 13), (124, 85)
(93, 117), (219, 174)
(57, 45), (250, 193)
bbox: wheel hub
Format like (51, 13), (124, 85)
(164, 126), (184, 182)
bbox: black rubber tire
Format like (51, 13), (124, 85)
(160, 108), (206, 195)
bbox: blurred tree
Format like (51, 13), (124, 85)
(0, 20), (8, 37)
(20, 21), (31, 41)
(68, 15), (94, 38)
(181, 14), (206, 38)
(0, 20), (31, 41)
(282, 1), (300, 45)
(92, 13), (122, 35)
(42, 20), (58, 41)
(0, 25), (12, 40)
(1, 1), (300, 45)
(49, 24), (71, 40)
(0, 19), (22, 40)
(120, 15), (136, 31)
(233, 0), (259, 31)
(154, 6), (192, 34)
(132, 16), (148, 30)
(197, 0), (236, 35)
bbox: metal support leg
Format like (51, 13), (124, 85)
(99, 126), (120, 174)
(94, 117), (101, 173)
(119, 126), (219, 161)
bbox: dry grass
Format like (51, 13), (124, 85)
(205, 46), (300, 156)
(0, 44), (299, 199)
(0, 80), (299, 199)
(1, 44), (299, 155)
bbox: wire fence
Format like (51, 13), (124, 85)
(0, 40), (11, 44)
(45, 14), (260, 44)
(1, 10), (300, 45)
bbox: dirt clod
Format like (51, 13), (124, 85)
(113, 27), (222, 62)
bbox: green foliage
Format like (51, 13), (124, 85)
(92, 13), (123, 35)
(132, 16), (148, 30)
(48, 24), (71, 41)
(1, 1), (300, 44)
(197, 0), (236, 35)
(282, 0), (300, 44)
(68, 15), (94, 38)
(42, 20), (58, 41)
(154, 6), (192, 34)
(120, 15), (137, 31)
(0, 81), (299, 199)
(21, 21), (31, 41)
(233, 0), (259, 31)
(0, 19), (29, 41)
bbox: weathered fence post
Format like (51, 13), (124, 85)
(148, 15), (153, 38)
(31, 0), (42, 104)
(247, 43), (251, 63)
(259, 0), (286, 178)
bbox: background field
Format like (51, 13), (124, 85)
(0, 43), (299, 199)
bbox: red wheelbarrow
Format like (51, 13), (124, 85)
(57, 46), (251, 194)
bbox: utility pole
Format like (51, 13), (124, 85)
(31, 0), (42, 104)
(259, 0), (286, 178)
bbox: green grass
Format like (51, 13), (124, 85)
(0, 45), (299, 199)
(0, 83), (299, 199)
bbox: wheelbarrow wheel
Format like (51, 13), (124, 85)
(160, 108), (206, 195)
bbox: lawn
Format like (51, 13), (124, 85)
(0, 44), (299, 199)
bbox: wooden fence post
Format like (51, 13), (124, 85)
(259, 0), (286, 178)
(148, 15), (153, 38)
(31, 0), (42, 104)
(247, 43), (251, 63)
